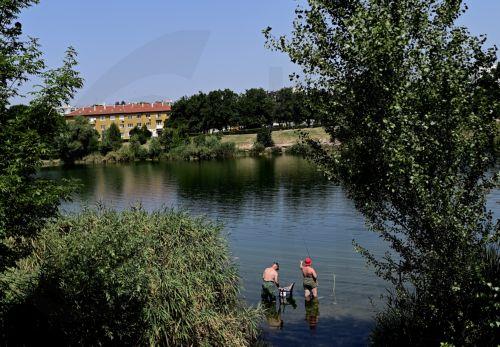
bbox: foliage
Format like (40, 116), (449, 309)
(249, 142), (265, 156)
(256, 127), (274, 147)
(148, 137), (162, 160)
(265, 0), (499, 345)
(238, 88), (275, 128)
(159, 126), (190, 152)
(128, 135), (148, 161)
(165, 135), (237, 161)
(167, 87), (320, 133)
(285, 142), (312, 157)
(99, 122), (122, 155)
(0, 0), (83, 270)
(0, 208), (261, 346)
(56, 116), (99, 164)
(129, 124), (152, 145)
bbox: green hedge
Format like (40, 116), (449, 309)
(0, 208), (260, 346)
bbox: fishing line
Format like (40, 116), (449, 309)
(300, 234), (311, 258)
(332, 272), (337, 305)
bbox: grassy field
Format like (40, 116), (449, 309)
(221, 127), (330, 149)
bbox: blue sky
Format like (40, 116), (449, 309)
(18, 0), (500, 106)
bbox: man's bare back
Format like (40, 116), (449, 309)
(262, 266), (279, 285)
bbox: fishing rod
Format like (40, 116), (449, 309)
(301, 234), (311, 259)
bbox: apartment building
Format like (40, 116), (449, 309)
(65, 101), (172, 139)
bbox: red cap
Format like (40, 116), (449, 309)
(304, 257), (312, 266)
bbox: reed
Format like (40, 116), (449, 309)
(0, 207), (261, 346)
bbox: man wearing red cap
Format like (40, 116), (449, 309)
(300, 257), (318, 299)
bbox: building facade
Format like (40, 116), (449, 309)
(65, 102), (172, 140)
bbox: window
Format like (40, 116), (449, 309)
(137, 123), (142, 127)
(128, 115), (133, 119)
(110, 115), (115, 120)
(147, 122), (151, 128)
(90, 117), (96, 123)
(147, 114), (151, 120)
(100, 116), (105, 121)
(136, 115), (141, 119)
(119, 115), (125, 120)
(119, 124), (124, 128)
(156, 120), (162, 125)
(128, 124), (133, 128)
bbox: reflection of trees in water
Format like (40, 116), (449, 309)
(169, 156), (331, 216)
(41, 157), (333, 215)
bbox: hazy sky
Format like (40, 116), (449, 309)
(18, 0), (500, 106)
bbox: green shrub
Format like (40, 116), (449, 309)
(102, 147), (133, 163)
(0, 208), (261, 346)
(81, 152), (105, 164)
(285, 142), (312, 157)
(255, 127), (274, 147)
(129, 135), (148, 161)
(148, 137), (162, 160)
(250, 142), (265, 156)
(164, 135), (236, 161)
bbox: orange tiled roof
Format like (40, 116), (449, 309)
(67, 102), (171, 117)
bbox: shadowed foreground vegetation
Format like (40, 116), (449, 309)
(0, 208), (261, 346)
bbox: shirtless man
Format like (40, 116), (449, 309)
(300, 257), (318, 299)
(262, 262), (280, 301)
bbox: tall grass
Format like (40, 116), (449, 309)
(0, 208), (261, 346)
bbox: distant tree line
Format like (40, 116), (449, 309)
(167, 87), (323, 133)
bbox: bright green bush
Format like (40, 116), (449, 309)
(0, 208), (261, 346)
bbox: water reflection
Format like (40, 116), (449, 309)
(305, 298), (320, 332)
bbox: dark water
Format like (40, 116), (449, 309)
(40, 157), (499, 347)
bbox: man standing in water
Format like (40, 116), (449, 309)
(262, 262), (280, 301)
(300, 257), (318, 299)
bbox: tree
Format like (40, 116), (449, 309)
(0, 1), (83, 270)
(200, 89), (239, 132)
(129, 124), (152, 144)
(238, 88), (275, 128)
(265, 1), (499, 345)
(272, 88), (295, 126)
(100, 123), (122, 154)
(256, 127), (274, 148)
(57, 116), (99, 163)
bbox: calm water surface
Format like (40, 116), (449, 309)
(40, 156), (499, 347)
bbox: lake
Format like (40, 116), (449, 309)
(40, 156), (499, 346)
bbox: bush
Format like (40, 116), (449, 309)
(148, 137), (162, 160)
(255, 127), (274, 147)
(249, 142), (265, 156)
(0, 208), (261, 346)
(164, 135), (236, 161)
(81, 152), (105, 164)
(285, 142), (312, 157)
(129, 135), (148, 161)
(102, 147), (133, 163)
